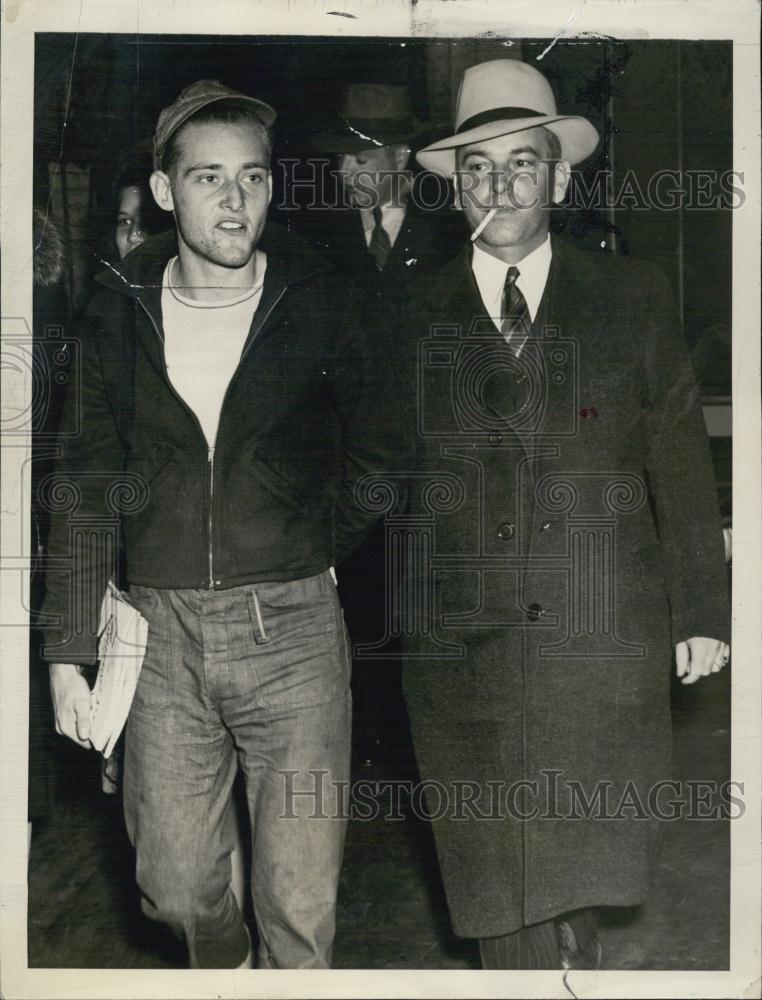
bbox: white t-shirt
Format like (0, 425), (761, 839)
(160, 252), (266, 449)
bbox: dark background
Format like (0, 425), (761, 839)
(28, 34), (734, 969)
(34, 35), (732, 399)
(31, 32), (733, 806)
(32, 35), (733, 570)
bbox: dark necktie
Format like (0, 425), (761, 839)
(368, 207), (392, 271)
(501, 266), (531, 356)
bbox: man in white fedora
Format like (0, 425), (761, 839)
(398, 58), (730, 970)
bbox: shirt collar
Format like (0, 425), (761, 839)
(360, 201), (407, 227)
(471, 234), (552, 323)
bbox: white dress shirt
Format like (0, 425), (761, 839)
(359, 202), (407, 248)
(471, 234), (553, 331)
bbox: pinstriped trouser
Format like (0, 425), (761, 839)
(122, 570), (351, 969)
(478, 919), (560, 969)
(478, 908), (597, 969)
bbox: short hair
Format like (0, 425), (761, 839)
(158, 103), (273, 177)
(112, 150), (153, 202)
(111, 149), (167, 238)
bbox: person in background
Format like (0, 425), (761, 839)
(110, 149), (169, 261)
(97, 151), (163, 789)
(98, 151), (167, 796)
(309, 83), (464, 770)
(29, 206), (69, 851)
(309, 84), (464, 287)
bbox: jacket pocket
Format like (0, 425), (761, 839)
(249, 454), (304, 512)
(128, 441), (175, 487)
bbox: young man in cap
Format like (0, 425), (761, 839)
(42, 79), (404, 969)
(398, 58), (730, 969)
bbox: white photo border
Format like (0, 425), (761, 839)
(1, 1), (759, 998)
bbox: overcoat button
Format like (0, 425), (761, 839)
(489, 432), (502, 446)
(497, 522), (515, 540)
(526, 602), (543, 621)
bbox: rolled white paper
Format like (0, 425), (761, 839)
(470, 207), (498, 242)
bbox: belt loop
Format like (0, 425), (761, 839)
(247, 589), (270, 644)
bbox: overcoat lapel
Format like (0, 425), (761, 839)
(425, 244), (486, 328)
(411, 246), (540, 470)
(543, 239), (611, 356)
(508, 238), (621, 443)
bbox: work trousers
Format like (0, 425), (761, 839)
(122, 570), (351, 968)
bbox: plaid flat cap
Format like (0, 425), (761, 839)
(153, 79), (276, 169)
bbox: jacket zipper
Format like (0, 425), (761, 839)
(137, 284), (287, 589)
(208, 447), (215, 586)
(206, 285), (287, 578)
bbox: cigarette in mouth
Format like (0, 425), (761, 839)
(470, 207), (498, 242)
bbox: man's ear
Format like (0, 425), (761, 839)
(394, 144), (411, 171)
(552, 159), (572, 205)
(267, 171), (273, 206)
(149, 170), (174, 213)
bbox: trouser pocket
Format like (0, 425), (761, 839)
(246, 572), (349, 709)
(128, 584), (172, 711)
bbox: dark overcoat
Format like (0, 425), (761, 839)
(396, 237), (730, 939)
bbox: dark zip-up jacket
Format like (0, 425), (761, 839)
(40, 225), (406, 664)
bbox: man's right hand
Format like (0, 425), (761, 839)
(49, 663), (92, 748)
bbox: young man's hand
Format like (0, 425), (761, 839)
(49, 663), (92, 748)
(675, 637), (730, 685)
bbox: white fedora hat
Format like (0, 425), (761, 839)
(417, 59), (599, 176)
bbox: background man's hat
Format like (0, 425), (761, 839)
(312, 83), (426, 154)
(416, 59), (599, 177)
(153, 79), (277, 170)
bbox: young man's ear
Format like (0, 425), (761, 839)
(150, 170), (175, 213)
